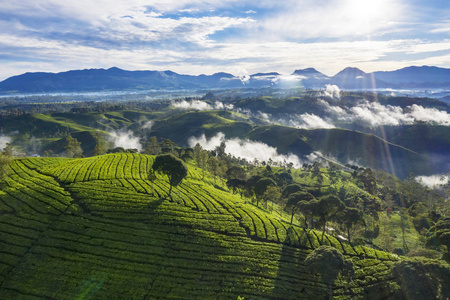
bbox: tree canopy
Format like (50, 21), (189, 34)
(305, 246), (354, 300)
(151, 153), (188, 198)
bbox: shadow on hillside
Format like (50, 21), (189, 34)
(272, 227), (327, 299)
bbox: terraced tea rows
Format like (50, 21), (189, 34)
(0, 154), (400, 299)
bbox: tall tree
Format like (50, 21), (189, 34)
(151, 153), (188, 199)
(336, 207), (364, 243)
(254, 177), (277, 208)
(305, 246), (354, 300)
(393, 258), (450, 300)
(0, 153), (11, 180)
(2, 143), (13, 157)
(93, 132), (107, 156)
(144, 136), (161, 155)
(226, 165), (246, 181)
(285, 191), (315, 224)
(316, 195), (345, 243)
(65, 135), (83, 158)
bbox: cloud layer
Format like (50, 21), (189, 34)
(415, 174), (449, 188)
(319, 100), (450, 127)
(172, 100), (234, 111)
(188, 132), (302, 167)
(1, 0), (450, 80)
(108, 130), (142, 152)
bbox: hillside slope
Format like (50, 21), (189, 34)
(0, 153), (429, 299)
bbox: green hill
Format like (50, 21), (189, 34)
(1, 108), (442, 178)
(2, 153), (448, 299)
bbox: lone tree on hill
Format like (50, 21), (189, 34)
(305, 245), (354, 300)
(151, 153), (188, 199)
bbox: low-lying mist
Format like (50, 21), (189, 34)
(415, 174), (449, 188)
(172, 100), (233, 111)
(188, 133), (302, 167)
(108, 130), (142, 152)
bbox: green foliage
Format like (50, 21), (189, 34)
(152, 153), (188, 197)
(285, 191), (315, 224)
(93, 131), (107, 156)
(393, 258), (450, 300)
(305, 245), (354, 299)
(65, 134), (83, 158)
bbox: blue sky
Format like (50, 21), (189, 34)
(0, 0), (449, 80)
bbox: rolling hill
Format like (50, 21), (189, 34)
(1, 107), (444, 178)
(0, 153), (441, 299)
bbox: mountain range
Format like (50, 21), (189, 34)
(1, 65), (450, 93)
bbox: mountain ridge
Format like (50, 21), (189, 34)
(1, 65), (450, 93)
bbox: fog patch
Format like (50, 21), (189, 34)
(188, 132), (302, 167)
(27, 136), (42, 155)
(0, 135), (12, 150)
(108, 130), (142, 152)
(348, 101), (412, 126)
(416, 174), (449, 188)
(172, 100), (234, 111)
(286, 113), (335, 129)
(141, 120), (154, 130)
(317, 99), (346, 114)
(323, 85), (341, 99)
(306, 151), (324, 162)
(341, 101), (449, 127)
(172, 100), (212, 111)
(213, 101), (234, 110)
(407, 105), (450, 126)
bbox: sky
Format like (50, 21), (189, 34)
(1, 0), (450, 80)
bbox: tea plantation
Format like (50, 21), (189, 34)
(0, 153), (431, 299)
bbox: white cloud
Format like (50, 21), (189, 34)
(317, 99), (346, 115)
(0, 135), (12, 150)
(416, 174), (449, 188)
(213, 101), (234, 110)
(171, 100), (234, 111)
(306, 151), (323, 162)
(348, 101), (412, 126)
(323, 84), (340, 99)
(252, 0), (407, 40)
(172, 100), (213, 111)
(108, 130), (142, 152)
(188, 132), (302, 167)
(407, 105), (450, 125)
(141, 120), (154, 130)
(344, 101), (450, 127)
(286, 113), (336, 129)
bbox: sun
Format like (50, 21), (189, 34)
(344, 0), (397, 35)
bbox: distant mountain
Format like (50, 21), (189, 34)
(1, 65), (450, 93)
(373, 66), (450, 85)
(0, 67), (244, 93)
(292, 68), (329, 79)
(250, 72), (281, 77)
(330, 67), (392, 89)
